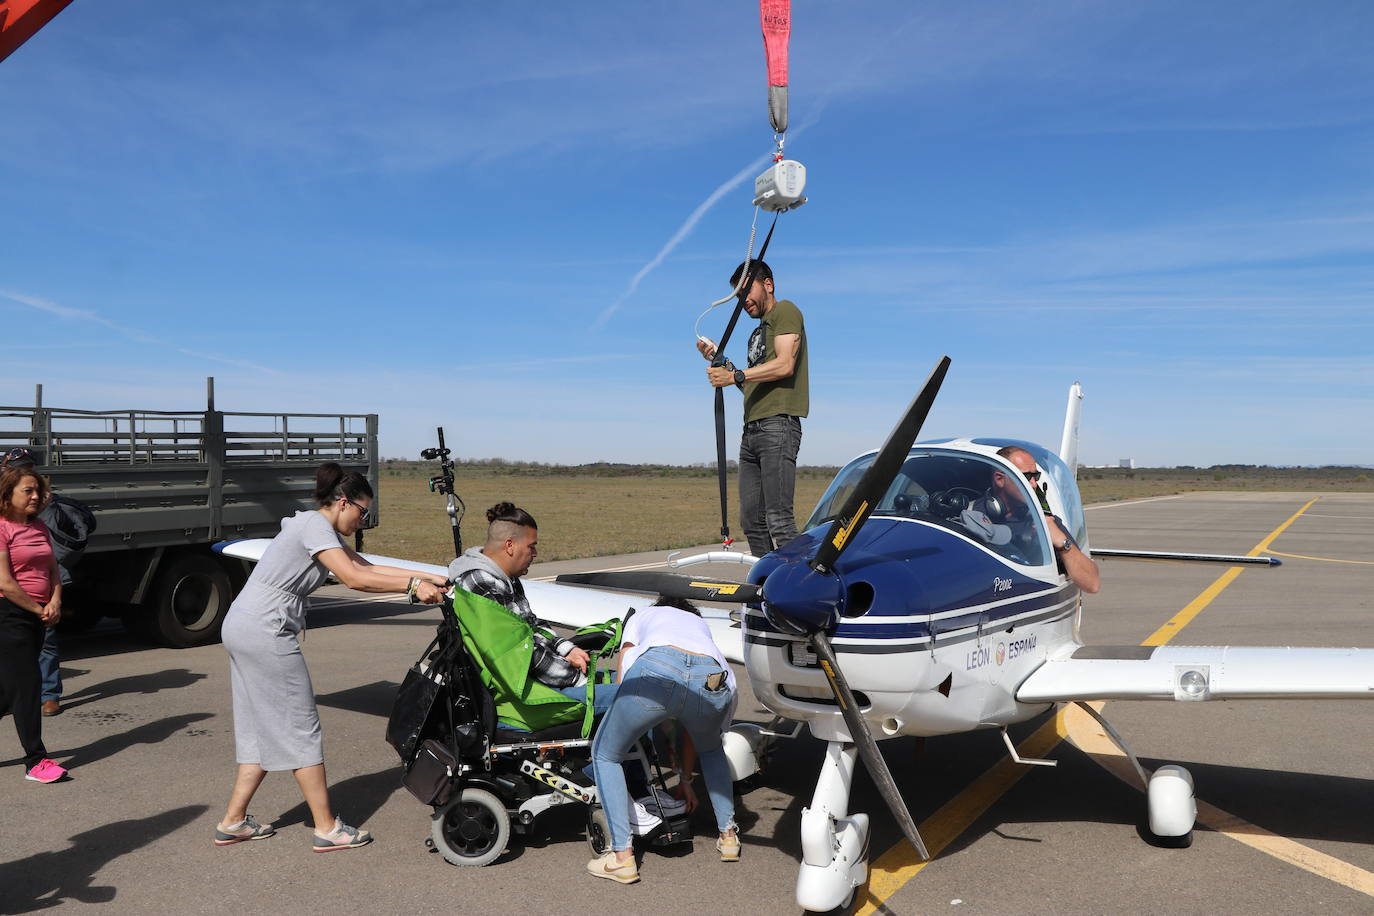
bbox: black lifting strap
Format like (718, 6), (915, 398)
(712, 212), (780, 546)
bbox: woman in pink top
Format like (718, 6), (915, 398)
(0, 466), (68, 783)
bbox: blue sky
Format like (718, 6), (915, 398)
(2, 1), (1371, 467)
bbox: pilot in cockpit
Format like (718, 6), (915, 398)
(961, 446), (1100, 593)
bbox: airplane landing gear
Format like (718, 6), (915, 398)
(1147, 764), (1196, 846)
(796, 741), (870, 913)
(1072, 702), (1196, 846)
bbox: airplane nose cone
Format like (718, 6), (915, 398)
(761, 559), (845, 635)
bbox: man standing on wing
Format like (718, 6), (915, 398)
(697, 259), (809, 558)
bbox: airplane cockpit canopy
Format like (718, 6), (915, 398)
(806, 447), (1055, 568)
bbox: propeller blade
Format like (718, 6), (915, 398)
(811, 356), (951, 575)
(810, 631), (929, 860)
(555, 571), (761, 604)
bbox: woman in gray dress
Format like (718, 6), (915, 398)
(214, 463), (448, 851)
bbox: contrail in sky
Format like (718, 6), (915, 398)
(591, 7), (913, 331)
(0, 289), (279, 374)
(594, 152), (772, 328)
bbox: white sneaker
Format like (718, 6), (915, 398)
(636, 794), (687, 818)
(629, 801), (663, 835)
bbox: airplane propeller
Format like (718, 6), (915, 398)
(556, 571), (761, 604)
(558, 356), (953, 861)
(809, 355), (951, 576)
(772, 355), (950, 862)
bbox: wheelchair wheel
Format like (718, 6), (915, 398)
(586, 805), (612, 857)
(431, 787), (510, 867)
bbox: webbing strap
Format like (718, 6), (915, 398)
(711, 212), (780, 543)
(580, 616), (624, 737)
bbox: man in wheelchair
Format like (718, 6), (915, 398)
(392, 536), (685, 867)
(447, 501), (617, 716)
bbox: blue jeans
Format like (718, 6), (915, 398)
(591, 647), (735, 851)
(739, 415), (802, 557)
(557, 681), (618, 718)
(38, 626), (61, 702)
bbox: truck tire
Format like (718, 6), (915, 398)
(139, 553), (235, 648)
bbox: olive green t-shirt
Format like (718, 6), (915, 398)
(743, 298), (809, 423)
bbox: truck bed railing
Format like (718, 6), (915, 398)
(0, 407), (374, 466)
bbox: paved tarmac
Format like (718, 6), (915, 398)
(2, 492), (1371, 915)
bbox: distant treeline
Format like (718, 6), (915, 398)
(386, 458), (1368, 477)
(382, 457), (842, 479)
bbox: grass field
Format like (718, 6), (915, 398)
(363, 464), (1373, 564)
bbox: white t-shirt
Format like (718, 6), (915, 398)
(621, 605), (737, 694)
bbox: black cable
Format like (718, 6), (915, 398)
(710, 212), (780, 545)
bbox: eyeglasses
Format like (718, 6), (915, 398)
(1023, 470), (1042, 483)
(345, 497), (373, 524)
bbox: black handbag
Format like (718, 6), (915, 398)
(385, 634), (450, 763)
(402, 738), (459, 806)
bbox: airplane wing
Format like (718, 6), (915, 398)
(1016, 644), (1374, 703)
(215, 539), (745, 662)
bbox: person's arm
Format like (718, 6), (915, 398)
(314, 547), (446, 603)
(0, 549), (46, 617)
(340, 544), (448, 588)
(42, 554), (61, 626)
(1048, 517), (1100, 594)
(672, 728), (702, 812)
(706, 333), (800, 388)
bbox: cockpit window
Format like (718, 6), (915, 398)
(806, 449), (1053, 567)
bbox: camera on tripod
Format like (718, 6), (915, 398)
(420, 446), (450, 461)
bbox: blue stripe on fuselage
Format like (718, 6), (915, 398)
(746, 516), (1073, 641)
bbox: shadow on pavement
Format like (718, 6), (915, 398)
(58, 669), (208, 712)
(272, 765), (403, 832)
(316, 680), (400, 719)
(56, 713), (215, 770)
(0, 804), (205, 914)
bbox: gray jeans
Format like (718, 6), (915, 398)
(739, 415), (802, 557)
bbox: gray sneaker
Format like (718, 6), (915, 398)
(313, 817), (372, 852)
(214, 814), (275, 846)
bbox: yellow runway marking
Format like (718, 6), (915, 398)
(1062, 703), (1374, 897)
(1141, 496), (1318, 646)
(1266, 550), (1374, 566)
(856, 496), (1349, 915)
(856, 710), (1073, 914)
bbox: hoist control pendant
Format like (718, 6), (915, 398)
(754, 159), (807, 212)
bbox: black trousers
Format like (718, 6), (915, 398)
(0, 598), (48, 770)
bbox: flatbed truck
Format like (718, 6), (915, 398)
(0, 379), (378, 646)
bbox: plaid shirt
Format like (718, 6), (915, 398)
(448, 549), (581, 689)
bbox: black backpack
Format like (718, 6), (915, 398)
(41, 495), (97, 583)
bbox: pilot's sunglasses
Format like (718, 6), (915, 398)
(1023, 470), (1042, 482)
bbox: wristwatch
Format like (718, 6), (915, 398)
(1056, 536), (1072, 553)
(733, 368), (746, 385)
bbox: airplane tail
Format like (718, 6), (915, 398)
(1059, 382), (1083, 475)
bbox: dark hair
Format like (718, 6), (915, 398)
(2, 447), (39, 470)
(486, 501), (536, 529)
(729, 258), (773, 288)
(652, 595), (702, 616)
(314, 461), (373, 506)
(0, 466), (50, 518)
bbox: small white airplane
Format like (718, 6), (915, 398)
(220, 356), (1374, 913)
